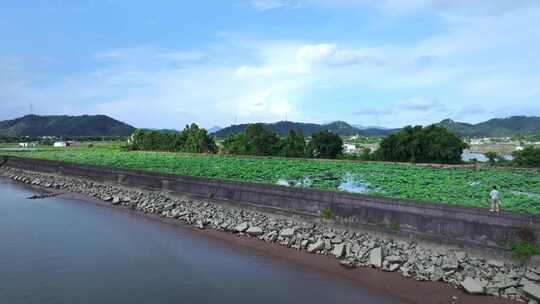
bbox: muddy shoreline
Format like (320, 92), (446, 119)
(0, 168), (533, 304)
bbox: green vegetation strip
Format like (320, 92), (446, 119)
(2, 147), (540, 214)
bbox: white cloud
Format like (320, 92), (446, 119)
(251, 0), (289, 11)
(396, 97), (444, 112)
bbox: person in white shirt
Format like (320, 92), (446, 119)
(489, 186), (501, 212)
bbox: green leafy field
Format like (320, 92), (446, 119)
(2, 147), (539, 214)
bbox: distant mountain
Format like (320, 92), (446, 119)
(0, 114), (135, 137)
(361, 127), (400, 136)
(212, 120), (361, 138)
(437, 116), (540, 137)
(208, 126), (222, 133)
(352, 124), (388, 130)
(141, 128), (180, 134)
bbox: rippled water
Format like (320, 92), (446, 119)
(0, 179), (398, 304)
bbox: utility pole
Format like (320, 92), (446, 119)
(30, 104), (33, 115)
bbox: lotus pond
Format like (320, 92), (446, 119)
(2, 148), (539, 214)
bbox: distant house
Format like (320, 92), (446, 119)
(343, 143), (358, 154)
(19, 142), (30, 147)
(53, 141), (68, 148)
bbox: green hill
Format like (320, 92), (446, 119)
(212, 120), (361, 138)
(437, 116), (540, 137)
(0, 114), (135, 137)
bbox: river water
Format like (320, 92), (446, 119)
(0, 179), (399, 304)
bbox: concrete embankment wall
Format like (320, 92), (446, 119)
(1, 155), (538, 246)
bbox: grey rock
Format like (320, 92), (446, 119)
(504, 287), (518, 295)
(163, 203), (175, 211)
(195, 220), (205, 229)
(385, 255), (403, 263)
(389, 264), (400, 272)
(307, 239), (324, 253)
(112, 197), (121, 205)
(340, 259), (355, 268)
(455, 251), (467, 261)
(234, 222), (249, 233)
(461, 277), (484, 295)
(523, 279), (540, 301)
(246, 226), (264, 236)
(333, 243), (345, 258)
(442, 257), (459, 271)
(487, 259), (504, 268)
(370, 247), (383, 268)
(527, 272), (540, 282)
(331, 237), (343, 244)
(279, 228), (295, 237)
(324, 239), (332, 251)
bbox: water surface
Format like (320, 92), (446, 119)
(0, 179), (399, 304)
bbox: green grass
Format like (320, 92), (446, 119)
(320, 208), (335, 219)
(509, 240), (540, 260)
(2, 147), (540, 214)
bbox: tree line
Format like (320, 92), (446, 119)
(126, 122), (540, 167)
(222, 124), (344, 158)
(128, 124), (217, 153)
(485, 146), (540, 168)
(128, 123), (344, 158)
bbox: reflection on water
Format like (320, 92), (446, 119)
(338, 173), (372, 193)
(0, 179), (398, 304)
(461, 152), (513, 162)
(276, 177), (313, 187)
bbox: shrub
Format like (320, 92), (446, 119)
(513, 146), (540, 167)
(321, 208), (334, 219)
(388, 223), (401, 231)
(484, 151), (498, 165)
(509, 240), (540, 260)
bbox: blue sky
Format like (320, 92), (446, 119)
(1, 0), (539, 129)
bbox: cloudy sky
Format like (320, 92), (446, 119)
(1, 0), (539, 129)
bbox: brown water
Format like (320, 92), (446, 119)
(0, 179), (400, 304)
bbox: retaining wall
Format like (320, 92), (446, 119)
(1, 155), (538, 246)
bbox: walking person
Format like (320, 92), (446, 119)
(489, 186), (501, 212)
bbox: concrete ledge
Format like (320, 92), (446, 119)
(3, 155), (539, 246)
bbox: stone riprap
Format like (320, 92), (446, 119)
(1, 167), (538, 302)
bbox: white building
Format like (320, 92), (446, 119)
(19, 142), (29, 147)
(53, 141), (68, 148)
(343, 143), (358, 154)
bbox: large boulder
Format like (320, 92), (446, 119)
(234, 222), (249, 233)
(461, 277), (484, 295)
(333, 243), (345, 258)
(523, 279), (540, 301)
(112, 197), (121, 205)
(307, 239), (325, 253)
(279, 228), (295, 237)
(246, 226), (264, 236)
(370, 247), (383, 268)
(385, 255), (403, 263)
